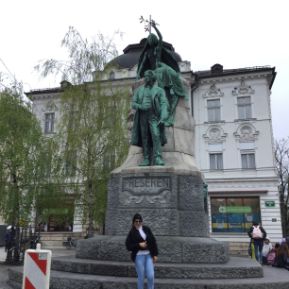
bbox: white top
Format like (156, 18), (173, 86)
(137, 226), (149, 255)
(262, 243), (273, 256)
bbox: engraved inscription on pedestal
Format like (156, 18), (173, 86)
(120, 176), (171, 206)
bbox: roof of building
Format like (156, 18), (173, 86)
(107, 38), (182, 69)
(194, 64), (276, 89)
(26, 87), (63, 97)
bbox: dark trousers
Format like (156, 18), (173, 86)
(253, 239), (263, 263)
(262, 256), (268, 265)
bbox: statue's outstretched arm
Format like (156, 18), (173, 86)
(152, 21), (162, 65)
(152, 21), (162, 43)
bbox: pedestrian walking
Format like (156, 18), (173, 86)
(248, 221), (267, 264)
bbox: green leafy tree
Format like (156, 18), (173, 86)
(36, 26), (130, 236)
(0, 89), (43, 261)
(31, 135), (67, 231)
(0, 92), (39, 221)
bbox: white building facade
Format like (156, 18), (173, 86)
(192, 64), (282, 244)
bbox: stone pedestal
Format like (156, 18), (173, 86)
(105, 168), (209, 238)
(73, 163), (229, 268)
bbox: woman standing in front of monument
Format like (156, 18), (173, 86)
(125, 213), (158, 289)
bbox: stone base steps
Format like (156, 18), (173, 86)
(7, 264), (289, 289)
(51, 256), (262, 279)
(229, 242), (250, 256)
(40, 232), (83, 248)
(39, 235), (250, 255)
(76, 235), (229, 264)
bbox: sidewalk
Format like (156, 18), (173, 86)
(0, 245), (75, 262)
(0, 246), (75, 289)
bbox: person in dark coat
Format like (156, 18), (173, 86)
(126, 213), (158, 289)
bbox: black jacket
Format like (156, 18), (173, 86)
(125, 225), (158, 262)
(248, 225), (267, 240)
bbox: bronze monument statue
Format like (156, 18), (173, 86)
(132, 17), (187, 166)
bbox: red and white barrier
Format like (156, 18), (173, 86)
(22, 244), (52, 289)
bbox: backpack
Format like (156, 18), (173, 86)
(252, 225), (263, 238)
(267, 249), (276, 265)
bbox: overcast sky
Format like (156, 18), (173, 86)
(1, 0), (288, 140)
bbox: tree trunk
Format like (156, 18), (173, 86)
(279, 185), (288, 237)
(7, 172), (21, 264)
(87, 181), (94, 238)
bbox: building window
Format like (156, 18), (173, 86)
(44, 112), (55, 134)
(237, 96), (252, 119)
(207, 99), (221, 122)
(241, 152), (256, 169)
(211, 197), (260, 233)
(209, 153), (223, 170)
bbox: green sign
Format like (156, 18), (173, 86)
(219, 206), (252, 214)
(265, 201), (275, 208)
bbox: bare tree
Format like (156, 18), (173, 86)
(35, 26), (120, 84)
(274, 138), (289, 236)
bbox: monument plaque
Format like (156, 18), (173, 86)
(120, 176), (171, 206)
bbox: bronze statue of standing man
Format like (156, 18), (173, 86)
(131, 70), (169, 166)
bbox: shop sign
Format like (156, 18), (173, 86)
(219, 206), (252, 214)
(265, 200), (275, 208)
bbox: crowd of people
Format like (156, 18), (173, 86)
(248, 221), (289, 269)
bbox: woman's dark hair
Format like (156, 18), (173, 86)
(132, 213), (143, 223)
(275, 242), (280, 249)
